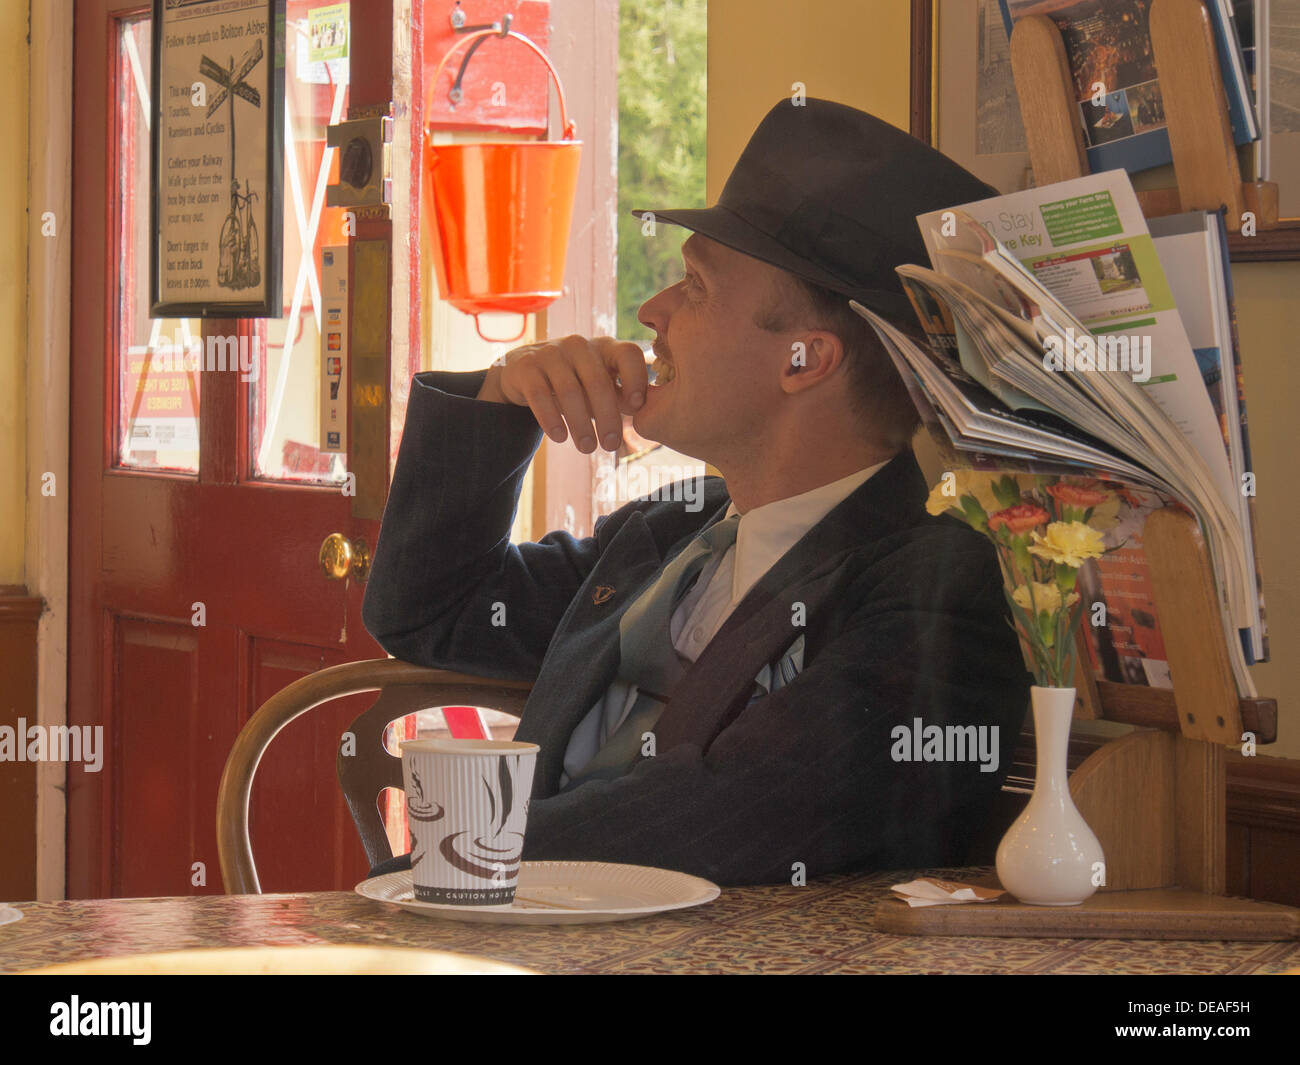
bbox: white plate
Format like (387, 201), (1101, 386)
(355, 861), (720, 925)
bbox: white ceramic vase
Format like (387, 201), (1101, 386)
(995, 685), (1105, 906)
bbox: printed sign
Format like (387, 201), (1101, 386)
(308, 3), (349, 61)
(320, 245), (348, 453)
(150, 0), (284, 317)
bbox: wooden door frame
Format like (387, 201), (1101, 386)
(532, 0), (619, 542)
(28, 0), (74, 901)
(406, 0), (618, 542)
(68, 0), (142, 901)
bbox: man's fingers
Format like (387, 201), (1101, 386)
(510, 362), (569, 442)
(608, 340), (650, 413)
(545, 356), (600, 452)
(571, 349), (626, 452)
(496, 335), (648, 452)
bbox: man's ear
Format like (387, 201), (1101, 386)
(779, 331), (844, 395)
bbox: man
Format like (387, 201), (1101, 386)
(362, 98), (1032, 886)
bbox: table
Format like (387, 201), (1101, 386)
(4, 867), (1299, 974)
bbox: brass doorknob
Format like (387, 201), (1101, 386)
(319, 533), (371, 582)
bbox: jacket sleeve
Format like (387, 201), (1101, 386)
(519, 535), (1032, 885)
(361, 370), (603, 682)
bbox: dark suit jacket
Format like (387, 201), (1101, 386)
(361, 369), (1033, 886)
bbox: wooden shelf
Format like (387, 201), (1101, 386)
(1094, 681), (1277, 743)
(1228, 220), (1300, 262)
(876, 887), (1300, 940)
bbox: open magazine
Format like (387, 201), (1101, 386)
(852, 170), (1266, 698)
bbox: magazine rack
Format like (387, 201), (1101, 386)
(876, 0), (1295, 939)
(1006, 0), (1278, 230)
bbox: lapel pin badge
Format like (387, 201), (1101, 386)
(592, 585), (616, 605)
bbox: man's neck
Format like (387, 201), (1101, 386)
(715, 434), (901, 514)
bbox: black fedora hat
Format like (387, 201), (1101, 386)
(632, 98), (998, 320)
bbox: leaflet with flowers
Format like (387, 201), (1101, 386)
(910, 170), (1262, 665)
(920, 469), (1175, 690)
(850, 171), (1264, 698)
(858, 304), (1251, 696)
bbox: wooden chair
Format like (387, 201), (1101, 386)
(215, 658), (531, 895)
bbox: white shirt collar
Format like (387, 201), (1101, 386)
(722, 459), (892, 605)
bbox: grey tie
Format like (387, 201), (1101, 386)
(562, 513), (742, 789)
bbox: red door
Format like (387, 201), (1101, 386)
(68, 1), (415, 897)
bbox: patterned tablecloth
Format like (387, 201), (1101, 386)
(3, 867), (1299, 975)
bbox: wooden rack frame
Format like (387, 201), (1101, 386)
(1007, 0), (1278, 229)
(879, 0), (1295, 940)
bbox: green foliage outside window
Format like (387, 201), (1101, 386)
(617, 0), (707, 339)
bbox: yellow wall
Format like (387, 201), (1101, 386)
(709, 0), (1299, 758)
(1232, 262), (1300, 756)
(0, 0), (28, 587)
(705, 0), (913, 197)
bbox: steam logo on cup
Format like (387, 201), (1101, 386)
(400, 739), (540, 907)
(404, 767), (444, 874)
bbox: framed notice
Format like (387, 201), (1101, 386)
(150, 0), (284, 317)
(1263, 0), (1300, 221)
(931, 0), (1033, 195)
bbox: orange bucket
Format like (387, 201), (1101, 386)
(425, 30), (582, 342)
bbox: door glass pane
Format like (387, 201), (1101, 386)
(116, 16), (201, 473)
(247, 1), (350, 484)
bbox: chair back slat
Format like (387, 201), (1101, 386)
(216, 659), (531, 894)
(339, 682), (531, 869)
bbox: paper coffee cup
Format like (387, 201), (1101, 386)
(399, 739), (540, 907)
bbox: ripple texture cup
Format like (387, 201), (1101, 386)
(400, 739), (540, 907)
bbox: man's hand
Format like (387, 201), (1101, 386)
(476, 335), (649, 454)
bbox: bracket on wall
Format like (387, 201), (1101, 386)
(442, 8), (539, 108)
(325, 114), (393, 214)
(449, 1), (512, 34)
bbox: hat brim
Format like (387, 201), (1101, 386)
(629, 204), (916, 321)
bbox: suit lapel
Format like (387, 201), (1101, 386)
(651, 448), (930, 753)
(723, 448), (928, 636)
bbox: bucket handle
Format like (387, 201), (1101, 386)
(429, 26), (577, 140)
(472, 313), (530, 344)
